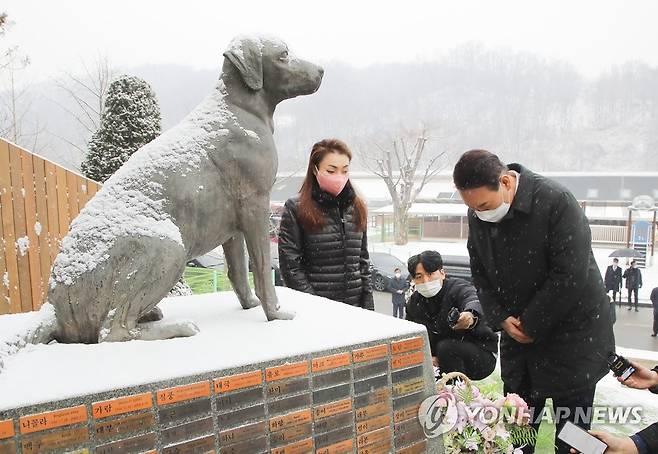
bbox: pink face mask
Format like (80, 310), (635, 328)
(315, 167), (349, 197)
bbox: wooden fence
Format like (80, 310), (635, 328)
(0, 138), (101, 315)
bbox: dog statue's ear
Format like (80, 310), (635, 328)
(223, 37), (263, 91)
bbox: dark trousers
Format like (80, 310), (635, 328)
(393, 303), (405, 319)
(505, 380), (596, 454)
(435, 338), (496, 380)
(653, 307), (658, 335)
(628, 288), (639, 309)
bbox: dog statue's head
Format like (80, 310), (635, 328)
(223, 36), (323, 102)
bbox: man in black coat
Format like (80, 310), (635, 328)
(453, 150), (614, 454)
(604, 258), (623, 305)
(405, 250), (498, 381)
(623, 261), (643, 312)
(650, 287), (658, 337)
(388, 267), (409, 318)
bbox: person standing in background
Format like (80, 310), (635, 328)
(604, 258), (623, 306)
(623, 260), (642, 312)
(388, 267), (409, 318)
(651, 286), (658, 337)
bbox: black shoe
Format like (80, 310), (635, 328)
(635, 309), (639, 312)
(628, 307), (632, 310)
(651, 333), (657, 337)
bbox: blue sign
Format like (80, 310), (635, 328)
(633, 220), (651, 244)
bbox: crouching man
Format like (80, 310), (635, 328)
(406, 250), (497, 380)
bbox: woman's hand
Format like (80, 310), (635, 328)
(569, 430), (637, 454)
(451, 312), (475, 330)
(501, 316), (534, 343)
(618, 361), (658, 389)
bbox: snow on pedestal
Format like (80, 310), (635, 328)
(0, 288), (440, 453)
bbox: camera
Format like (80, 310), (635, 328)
(447, 307), (460, 327)
(607, 352), (636, 381)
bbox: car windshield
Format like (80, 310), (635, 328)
(370, 252), (405, 270)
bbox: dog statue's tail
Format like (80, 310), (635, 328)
(0, 303), (58, 374)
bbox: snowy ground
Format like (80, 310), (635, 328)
(371, 239), (658, 302)
(0, 288), (423, 411)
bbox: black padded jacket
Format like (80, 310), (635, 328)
(278, 183), (374, 310)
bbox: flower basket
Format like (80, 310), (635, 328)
(435, 372), (537, 454)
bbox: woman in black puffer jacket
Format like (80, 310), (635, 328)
(278, 139), (374, 310)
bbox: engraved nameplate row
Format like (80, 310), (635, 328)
(0, 335), (433, 453)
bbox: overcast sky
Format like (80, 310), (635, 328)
(4, 0), (658, 83)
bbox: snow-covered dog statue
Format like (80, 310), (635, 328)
(45, 36), (323, 343)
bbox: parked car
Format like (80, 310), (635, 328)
(369, 252), (410, 292)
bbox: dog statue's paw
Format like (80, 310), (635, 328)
(137, 306), (164, 323)
(241, 296), (261, 310)
(266, 309), (295, 321)
(137, 320), (200, 341)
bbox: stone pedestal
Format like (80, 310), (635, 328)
(0, 288), (442, 453)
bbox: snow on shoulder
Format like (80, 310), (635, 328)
(0, 288), (424, 411)
(50, 82), (235, 289)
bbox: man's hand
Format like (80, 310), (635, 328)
(569, 430), (637, 454)
(618, 361), (658, 389)
(397, 290), (404, 294)
(452, 312), (475, 330)
(432, 356), (439, 367)
(501, 316), (534, 343)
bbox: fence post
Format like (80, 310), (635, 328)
(213, 270), (218, 293)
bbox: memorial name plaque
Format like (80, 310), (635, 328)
(0, 420), (13, 440)
(92, 393), (152, 419)
(269, 393), (312, 415)
(269, 409), (312, 432)
(270, 423), (312, 447)
(270, 437), (313, 454)
(68, 450), (90, 454)
(393, 378), (425, 397)
(219, 421), (267, 446)
(393, 392), (424, 411)
(357, 439), (391, 454)
(266, 361), (309, 382)
(355, 401), (390, 422)
(394, 418), (425, 447)
(159, 398), (211, 425)
(162, 434), (215, 454)
(96, 432), (156, 454)
(391, 351), (424, 370)
(391, 337), (424, 355)
(353, 360), (388, 381)
(220, 435), (267, 454)
(216, 388), (263, 412)
(313, 399), (352, 420)
(94, 412), (156, 439)
(392, 365), (423, 384)
(355, 414), (390, 435)
(397, 440), (427, 454)
(315, 439), (353, 454)
(312, 353), (350, 373)
(393, 404), (421, 424)
(0, 441), (15, 454)
(352, 345), (388, 363)
(21, 426), (88, 454)
(314, 425), (354, 449)
(19, 405), (87, 434)
(313, 383), (351, 405)
(354, 375), (388, 396)
(354, 389), (390, 409)
(313, 412), (353, 435)
(162, 416), (214, 445)
(218, 403), (265, 427)
(267, 377), (310, 398)
(157, 381), (211, 406)
(356, 426), (390, 449)
(214, 370), (262, 394)
(312, 369), (351, 390)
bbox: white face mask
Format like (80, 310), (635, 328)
(416, 278), (443, 298)
(474, 173), (518, 223)
(394, 273), (401, 278)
